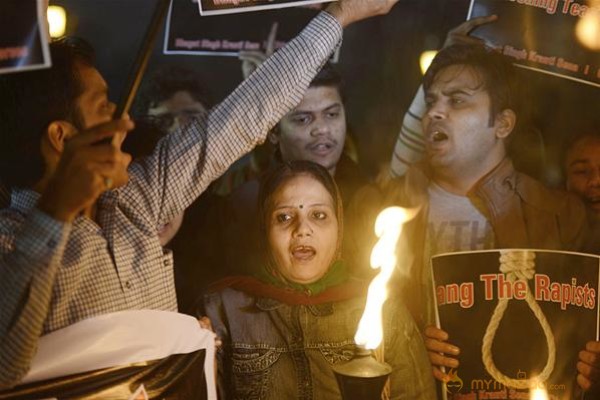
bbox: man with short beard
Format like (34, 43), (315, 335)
(349, 44), (599, 393)
(564, 130), (600, 256)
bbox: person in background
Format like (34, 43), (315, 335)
(136, 65), (211, 135)
(565, 130), (600, 224)
(131, 67), (224, 313)
(0, 0), (399, 388)
(565, 130), (600, 395)
(220, 63), (368, 278)
(204, 161), (435, 400)
(133, 65), (215, 246)
(564, 129), (600, 256)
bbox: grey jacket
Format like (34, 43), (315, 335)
(204, 287), (436, 400)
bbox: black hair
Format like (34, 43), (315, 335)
(271, 63), (344, 162)
(0, 37), (95, 189)
(135, 65), (213, 115)
(563, 126), (600, 171)
(310, 62), (343, 95)
(423, 44), (521, 126)
(121, 117), (168, 160)
(257, 160), (344, 264)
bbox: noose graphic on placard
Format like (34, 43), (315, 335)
(481, 250), (556, 389)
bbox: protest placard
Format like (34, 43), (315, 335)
(0, 0), (51, 75)
(432, 249), (599, 400)
(198, 0), (334, 16)
(164, 0), (323, 56)
(468, 0), (600, 87)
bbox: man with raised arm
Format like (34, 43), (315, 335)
(0, 0), (398, 388)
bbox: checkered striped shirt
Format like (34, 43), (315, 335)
(0, 12), (342, 389)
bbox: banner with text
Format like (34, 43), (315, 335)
(198, 0), (334, 16)
(0, 0), (51, 75)
(164, 0), (324, 56)
(468, 0), (600, 87)
(432, 249), (599, 400)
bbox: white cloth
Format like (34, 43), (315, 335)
(426, 182), (495, 257)
(21, 310), (217, 399)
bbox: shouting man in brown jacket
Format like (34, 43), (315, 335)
(349, 44), (599, 394)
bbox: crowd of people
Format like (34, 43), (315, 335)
(0, 0), (599, 398)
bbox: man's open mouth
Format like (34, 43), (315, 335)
(309, 141), (335, 154)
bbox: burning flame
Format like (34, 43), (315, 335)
(354, 207), (416, 350)
(530, 387), (549, 400)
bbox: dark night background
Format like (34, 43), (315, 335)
(50, 0), (600, 184)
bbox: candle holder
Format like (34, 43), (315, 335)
(332, 346), (392, 400)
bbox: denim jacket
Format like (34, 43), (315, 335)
(204, 288), (436, 400)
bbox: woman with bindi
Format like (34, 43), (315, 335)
(202, 160), (435, 399)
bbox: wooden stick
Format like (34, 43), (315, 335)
(86, 0), (170, 221)
(114, 0), (170, 118)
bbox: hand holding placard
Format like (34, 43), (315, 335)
(424, 325), (460, 383)
(325, 0), (399, 28)
(443, 14), (498, 48)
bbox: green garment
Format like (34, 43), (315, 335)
(255, 260), (348, 296)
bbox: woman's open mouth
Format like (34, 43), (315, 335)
(432, 131), (448, 142)
(292, 245), (316, 261)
